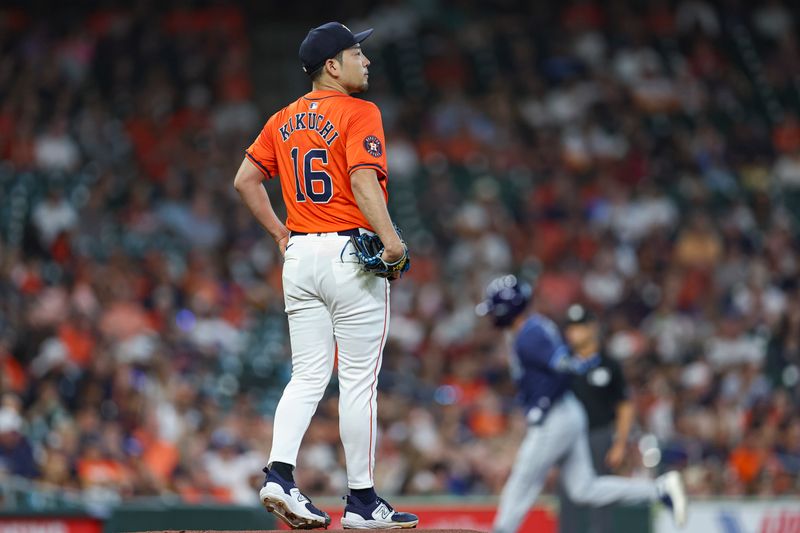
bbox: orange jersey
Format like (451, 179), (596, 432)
(246, 90), (388, 233)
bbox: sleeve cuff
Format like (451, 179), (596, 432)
(348, 163), (388, 180)
(246, 151), (273, 179)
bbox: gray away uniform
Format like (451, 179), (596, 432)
(492, 314), (659, 533)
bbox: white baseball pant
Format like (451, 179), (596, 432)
(268, 231), (389, 489)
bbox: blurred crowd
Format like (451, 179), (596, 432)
(1, 0), (800, 509)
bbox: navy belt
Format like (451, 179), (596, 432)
(290, 228), (361, 238)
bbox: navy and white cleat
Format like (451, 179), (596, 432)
(341, 495), (419, 529)
(259, 469), (331, 530)
(657, 471), (688, 528)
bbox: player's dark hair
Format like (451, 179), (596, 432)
(310, 50), (345, 81)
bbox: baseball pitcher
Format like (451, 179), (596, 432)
(234, 22), (416, 530)
(475, 276), (688, 533)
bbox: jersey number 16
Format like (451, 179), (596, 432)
(290, 147), (333, 204)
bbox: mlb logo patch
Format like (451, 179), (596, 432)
(310, 102), (318, 110)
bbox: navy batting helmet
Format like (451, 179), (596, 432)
(476, 275), (532, 328)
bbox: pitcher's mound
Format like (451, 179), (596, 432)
(148, 530), (485, 533)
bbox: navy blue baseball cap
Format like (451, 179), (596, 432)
(565, 304), (596, 325)
(299, 22), (374, 76)
(476, 275), (533, 328)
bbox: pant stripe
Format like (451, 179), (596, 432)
(368, 280), (389, 484)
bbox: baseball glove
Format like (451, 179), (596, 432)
(349, 225), (411, 279)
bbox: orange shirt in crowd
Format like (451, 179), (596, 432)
(58, 323), (95, 367)
(179, 486), (233, 504)
(77, 458), (128, 486)
(773, 118), (800, 153)
(729, 445), (767, 485)
(1, 352), (27, 392)
(142, 440), (180, 483)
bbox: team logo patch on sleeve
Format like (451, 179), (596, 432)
(363, 136), (382, 157)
